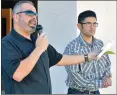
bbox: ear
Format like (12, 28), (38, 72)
(13, 14), (19, 22)
(77, 23), (81, 30)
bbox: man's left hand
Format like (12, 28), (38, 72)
(102, 76), (112, 88)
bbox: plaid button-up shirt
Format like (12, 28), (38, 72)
(63, 34), (111, 91)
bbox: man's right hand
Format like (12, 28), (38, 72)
(35, 32), (48, 52)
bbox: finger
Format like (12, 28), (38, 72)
(105, 79), (110, 87)
(105, 80), (109, 87)
(102, 83), (106, 88)
(102, 79), (107, 88)
(105, 77), (111, 87)
(102, 81), (105, 88)
(39, 32), (45, 38)
(107, 78), (112, 86)
(41, 32), (45, 37)
(102, 85), (106, 88)
(103, 84), (108, 88)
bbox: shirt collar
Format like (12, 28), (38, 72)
(11, 28), (31, 42)
(78, 33), (97, 47)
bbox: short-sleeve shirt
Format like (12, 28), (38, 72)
(2, 29), (63, 94)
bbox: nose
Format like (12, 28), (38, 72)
(90, 23), (95, 28)
(32, 15), (37, 19)
(31, 17), (37, 25)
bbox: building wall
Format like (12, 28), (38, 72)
(38, 1), (77, 94)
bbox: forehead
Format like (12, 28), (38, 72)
(21, 3), (36, 12)
(84, 17), (96, 22)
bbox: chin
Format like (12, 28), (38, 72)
(28, 28), (35, 33)
(87, 34), (94, 37)
(90, 33), (95, 36)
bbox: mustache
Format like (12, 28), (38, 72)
(28, 19), (37, 28)
(29, 20), (37, 24)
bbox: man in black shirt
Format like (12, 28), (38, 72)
(2, 1), (98, 94)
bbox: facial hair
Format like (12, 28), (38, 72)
(28, 20), (37, 33)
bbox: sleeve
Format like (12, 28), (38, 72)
(47, 44), (63, 67)
(2, 39), (22, 79)
(103, 54), (112, 77)
(98, 40), (112, 77)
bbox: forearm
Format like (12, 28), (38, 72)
(69, 71), (97, 90)
(57, 55), (85, 66)
(72, 74), (102, 90)
(13, 47), (44, 82)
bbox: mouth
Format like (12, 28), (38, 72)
(90, 30), (95, 33)
(29, 20), (37, 28)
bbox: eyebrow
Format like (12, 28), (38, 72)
(84, 21), (97, 23)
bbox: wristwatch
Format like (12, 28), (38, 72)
(84, 54), (89, 62)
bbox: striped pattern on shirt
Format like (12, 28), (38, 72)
(63, 34), (111, 91)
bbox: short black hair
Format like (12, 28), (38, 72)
(78, 10), (97, 23)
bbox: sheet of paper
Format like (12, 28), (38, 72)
(97, 40), (115, 60)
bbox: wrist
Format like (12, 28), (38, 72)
(35, 47), (44, 54)
(84, 54), (89, 62)
(106, 75), (112, 78)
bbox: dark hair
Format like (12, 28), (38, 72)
(78, 10), (97, 23)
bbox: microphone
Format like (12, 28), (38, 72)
(36, 24), (43, 35)
(30, 25), (43, 44)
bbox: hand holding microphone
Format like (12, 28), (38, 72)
(31, 25), (48, 52)
(30, 25), (43, 43)
(36, 32), (48, 52)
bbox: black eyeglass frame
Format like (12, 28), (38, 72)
(80, 22), (98, 27)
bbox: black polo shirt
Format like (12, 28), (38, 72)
(2, 29), (63, 94)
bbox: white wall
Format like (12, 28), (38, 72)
(77, 1), (116, 94)
(38, 1), (116, 94)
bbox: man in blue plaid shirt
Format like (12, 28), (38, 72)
(64, 10), (112, 94)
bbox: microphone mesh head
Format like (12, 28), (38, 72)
(36, 25), (43, 31)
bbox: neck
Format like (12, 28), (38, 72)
(81, 33), (93, 44)
(14, 24), (31, 40)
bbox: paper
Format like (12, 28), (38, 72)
(97, 40), (115, 60)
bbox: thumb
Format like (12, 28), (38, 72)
(38, 33), (39, 37)
(40, 32), (46, 37)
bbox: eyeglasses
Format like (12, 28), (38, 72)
(16, 10), (38, 17)
(80, 22), (98, 27)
